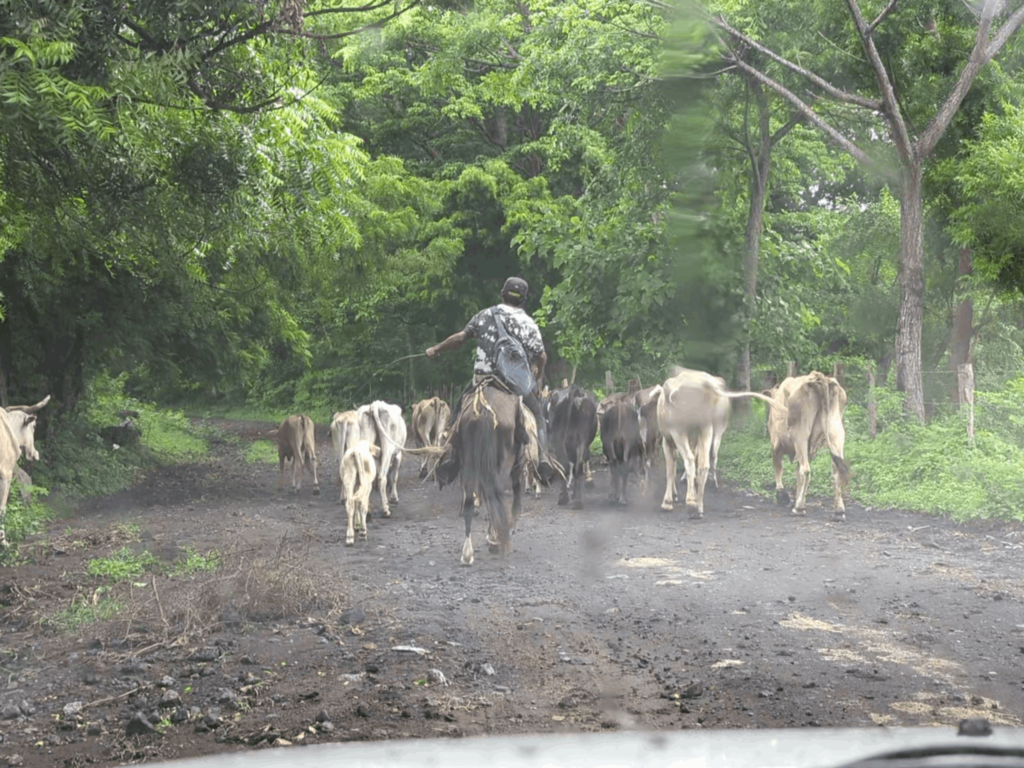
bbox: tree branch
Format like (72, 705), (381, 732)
(293, 0), (421, 40)
(984, 1), (1024, 63)
(726, 55), (875, 168)
(770, 112), (803, 146)
(916, 0), (1007, 158)
(305, 0), (397, 18)
(715, 17), (883, 110)
(867, 0), (899, 34)
(845, 0), (914, 159)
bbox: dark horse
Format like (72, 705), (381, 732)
(450, 379), (528, 565)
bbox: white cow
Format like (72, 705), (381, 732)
(1, 396), (50, 548)
(657, 368), (784, 519)
(330, 410), (362, 496)
(341, 440), (380, 546)
(357, 401), (406, 517)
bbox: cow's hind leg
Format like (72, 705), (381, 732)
(692, 424), (713, 519)
(678, 434), (700, 518)
(345, 496), (356, 547)
(461, 489), (475, 565)
(570, 461), (584, 510)
(710, 429), (724, 490)
(660, 435), (677, 511)
(557, 463), (571, 506)
(792, 443), (811, 515)
(773, 447), (790, 507)
(831, 458), (846, 521)
(0, 475), (11, 549)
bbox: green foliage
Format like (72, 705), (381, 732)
(169, 547), (223, 577)
(1, 480), (53, 550)
(47, 597), (123, 633)
(244, 440), (280, 465)
(86, 546), (158, 583)
(34, 371), (209, 500)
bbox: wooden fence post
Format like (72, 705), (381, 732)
(561, 378), (569, 389)
(958, 363), (975, 448)
(570, 365), (577, 386)
(832, 362), (845, 387)
(787, 361), (798, 379)
(628, 378), (641, 394)
(866, 364), (877, 440)
(605, 370), (615, 393)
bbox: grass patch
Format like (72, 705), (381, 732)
(169, 546), (223, 577)
(86, 546), (158, 582)
(47, 597), (124, 632)
(1, 480), (53, 551)
(137, 407), (209, 461)
(244, 440), (279, 465)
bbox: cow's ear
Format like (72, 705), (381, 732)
(761, 390), (773, 398)
(26, 415), (36, 425)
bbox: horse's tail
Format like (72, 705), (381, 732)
(462, 399), (510, 554)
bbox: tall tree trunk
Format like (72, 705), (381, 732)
(894, 164), (926, 422)
(950, 247), (974, 408)
(736, 165), (768, 409)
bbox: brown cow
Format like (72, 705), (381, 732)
(411, 397), (451, 479)
(277, 414), (319, 495)
(0, 396), (50, 548)
(765, 371), (851, 520)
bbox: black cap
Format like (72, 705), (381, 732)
(501, 277), (529, 301)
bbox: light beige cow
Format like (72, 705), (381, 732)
(765, 371), (851, 520)
(411, 397), (451, 479)
(330, 410), (361, 495)
(341, 440), (380, 546)
(657, 368), (784, 519)
(1, 395), (50, 548)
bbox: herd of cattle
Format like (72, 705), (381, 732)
(0, 368), (850, 558)
(269, 366), (852, 565)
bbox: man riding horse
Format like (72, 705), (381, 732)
(425, 276), (555, 485)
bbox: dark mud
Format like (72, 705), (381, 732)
(1, 419), (1023, 767)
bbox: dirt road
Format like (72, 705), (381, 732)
(1, 419), (1023, 766)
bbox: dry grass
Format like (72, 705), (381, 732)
(39, 533), (347, 651)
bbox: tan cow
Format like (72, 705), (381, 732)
(0, 395), (50, 548)
(341, 440), (380, 546)
(277, 414), (319, 495)
(657, 368), (784, 519)
(765, 371), (851, 520)
(330, 410), (361, 494)
(411, 397), (451, 479)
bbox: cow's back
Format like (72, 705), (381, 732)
(769, 373), (844, 456)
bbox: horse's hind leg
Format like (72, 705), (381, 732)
(461, 489), (475, 565)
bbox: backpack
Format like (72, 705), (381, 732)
(490, 307), (538, 398)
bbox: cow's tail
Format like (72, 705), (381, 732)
(722, 390), (789, 415)
(330, 414), (343, 459)
(824, 378), (851, 486)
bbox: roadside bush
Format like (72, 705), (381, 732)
(34, 371), (210, 500)
(1, 479), (53, 550)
